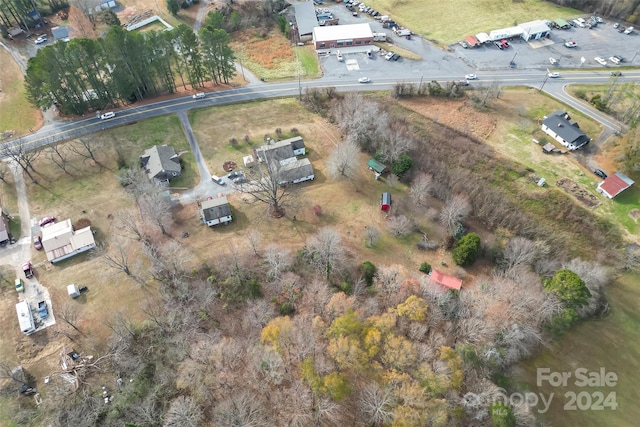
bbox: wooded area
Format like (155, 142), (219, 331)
(24, 23), (235, 115)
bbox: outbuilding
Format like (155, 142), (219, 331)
(475, 32), (490, 44)
(519, 20), (550, 41)
(430, 270), (462, 291)
(16, 301), (36, 335)
(201, 196), (233, 227)
(380, 192), (391, 211)
(489, 26), (524, 41)
(367, 159), (389, 175)
(465, 35), (480, 47)
(312, 23), (374, 51)
(553, 18), (570, 29)
(597, 172), (635, 199)
(294, 1), (318, 40)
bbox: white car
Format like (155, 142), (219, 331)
(609, 56), (620, 64)
(100, 112), (116, 120)
(548, 72), (560, 78)
(358, 77), (371, 83)
(624, 26), (634, 34)
(464, 74), (477, 80)
(549, 57), (557, 65)
(35, 35), (48, 44)
(594, 56), (607, 66)
(193, 92), (205, 99)
(336, 51), (344, 61)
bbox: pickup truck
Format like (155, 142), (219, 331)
(38, 301), (49, 319)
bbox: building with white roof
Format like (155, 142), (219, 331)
(312, 23), (374, 50)
(41, 219), (96, 263)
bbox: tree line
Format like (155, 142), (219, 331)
(24, 21), (235, 115)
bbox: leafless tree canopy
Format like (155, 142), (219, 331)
(306, 227), (345, 279)
(387, 215), (412, 237)
(163, 396), (203, 427)
(326, 139), (361, 181)
(240, 158), (295, 217)
(439, 194), (472, 230)
(409, 173), (433, 207)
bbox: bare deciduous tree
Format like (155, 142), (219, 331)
(365, 224), (381, 247)
(358, 383), (395, 426)
(499, 237), (545, 273)
(306, 227), (345, 280)
(213, 392), (270, 427)
(139, 190), (173, 236)
(95, 240), (146, 286)
(163, 396), (202, 427)
(439, 194), (472, 230)
(113, 209), (146, 241)
(409, 173), (433, 207)
(331, 93), (390, 153)
(377, 127), (415, 163)
(326, 139), (360, 180)
(1, 141), (40, 183)
(387, 215), (412, 237)
(247, 230), (263, 257)
(239, 158), (295, 217)
(70, 136), (103, 167)
(57, 303), (84, 335)
(47, 142), (75, 176)
(375, 265), (402, 305)
(265, 245), (293, 281)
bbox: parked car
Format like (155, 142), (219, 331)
(549, 57), (557, 65)
(39, 216), (55, 227)
(38, 301), (49, 319)
(548, 72), (560, 78)
(594, 169), (608, 179)
(459, 41), (469, 49)
(500, 39), (510, 48)
(336, 51), (344, 61)
(228, 171), (240, 179)
(15, 278), (24, 293)
(358, 77), (371, 83)
(624, 26), (634, 34)
(465, 74), (477, 80)
(613, 22), (620, 28)
(233, 172), (247, 184)
(100, 112), (116, 120)
(366, 49), (373, 58)
(211, 175), (225, 185)
(594, 56), (607, 66)
(391, 53), (401, 61)
(618, 26), (626, 33)
(494, 41), (504, 50)
(613, 55), (624, 62)
(458, 79), (469, 86)
(33, 235), (42, 250)
(611, 71), (622, 77)
(564, 41), (577, 48)
(23, 262), (34, 279)
(35, 35), (48, 44)
(609, 56), (620, 64)
(384, 51), (395, 60)
(596, 16), (604, 23)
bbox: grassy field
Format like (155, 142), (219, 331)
(364, 0), (580, 44)
(232, 30), (320, 81)
(0, 48), (41, 137)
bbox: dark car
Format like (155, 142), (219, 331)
(391, 53), (400, 61)
(594, 169), (608, 179)
(494, 41), (504, 50)
(39, 216), (56, 227)
(228, 171), (240, 179)
(611, 71), (622, 77)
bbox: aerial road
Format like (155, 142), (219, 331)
(3, 68), (635, 153)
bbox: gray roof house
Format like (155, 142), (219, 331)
(294, 1), (319, 37)
(140, 145), (182, 183)
(288, 136), (306, 156)
(201, 196), (232, 226)
(256, 140), (295, 163)
(51, 26), (70, 42)
(541, 111), (590, 150)
(279, 158), (315, 185)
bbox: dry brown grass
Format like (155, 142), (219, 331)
(0, 48), (41, 137)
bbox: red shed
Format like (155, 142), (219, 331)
(465, 35), (480, 47)
(381, 192), (391, 211)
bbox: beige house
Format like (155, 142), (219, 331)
(41, 219), (96, 263)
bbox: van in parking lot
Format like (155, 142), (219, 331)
(100, 112), (115, 120)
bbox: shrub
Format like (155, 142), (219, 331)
(229, 137), (238, 146)
(391, 154), (413, 176)
(419, 262), (431, 274)
(312, 205), (323, 217)
(279, 302), (295, 315)
(452, 233), (481, 266)
(290, 127), (299, 135)
(361, 261), (377, 286)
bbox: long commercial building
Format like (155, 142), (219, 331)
(312, 23), (374, 51)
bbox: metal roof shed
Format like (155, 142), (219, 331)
(367, 159), (389, 174)
(381, 192), (391, 211)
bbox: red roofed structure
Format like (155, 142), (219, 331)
(597, 172), (634, 199)
(430, 269), (462, 291)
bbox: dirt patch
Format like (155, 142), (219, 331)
(556, 178), (600, 208)
(629, 209), (640, 222)
(223, 161), (238, 172)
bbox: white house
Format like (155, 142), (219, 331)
(279, 158), (315, 184)
(519, 20), (550, 41)
(201, 196), (233, 226)
(256, 136), (306, 163)
(41, 219), (96, 263)
(541, 111), (590, 150)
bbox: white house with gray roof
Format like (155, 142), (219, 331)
(201, 196), (233, 226)
(140, 145), (182, 183)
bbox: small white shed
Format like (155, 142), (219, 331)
(68, 284), (80, 298)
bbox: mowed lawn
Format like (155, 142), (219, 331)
(0, 48), (40, 136)
(364, 0), (580, 44)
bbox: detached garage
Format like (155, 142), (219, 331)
(312, 23), (374, 51)
(519, 20), (550, 41)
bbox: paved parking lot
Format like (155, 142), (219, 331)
(307, 4), (640, 77)
(454, 21), (640, 71)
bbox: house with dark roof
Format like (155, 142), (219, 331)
(0, 209), (9, 245)
(51, 26), (70, 42)
(201, 196), (232, 226)
(140, 145), (181, 183)
(597, 172), (635, 199)
(256, 140), (295, 164)
(279, 158), (315, 185)
(430, 270), (462, 291)
(541, 111), (591, 150)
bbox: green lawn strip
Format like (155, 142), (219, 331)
(295, 46), (322, 79)
(363, 0), (580, 44)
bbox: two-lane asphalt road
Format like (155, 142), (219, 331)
(4, 69), (636, 153)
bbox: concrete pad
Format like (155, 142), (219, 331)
(528, 38), (555, 49)
(345, 59), (360, 70)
